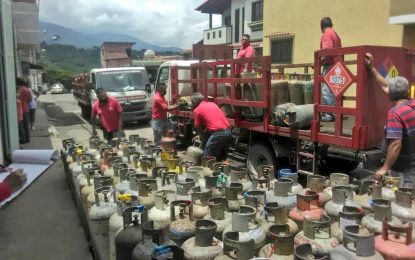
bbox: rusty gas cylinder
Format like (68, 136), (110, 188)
(169, 200), (195, 246)
(264, 202), (299, 235)
(258, 223), (295, 259)
(160, 130), (177, 151)
(375, 221), (415, 259)
(288, 191), (326, 229)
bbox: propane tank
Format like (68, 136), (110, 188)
(331, 206), (363, 242)
(81, 168), (102, 212)
(205, 172), (225, 197)
(355, 180), (382, 214)
(225, 183), (245, 211)
(89, 186), (117, 237)
(175, 177), (196, 200)
(151, 245), (184, 260)
(288, 191), (326, 229)
(324, 185), (361, 220)
(182, 219), (223, 260)
(166, 156), (181, 173)
(131, 220), (176, 260)
(152, 147), (165, 168)
(169, 200), (196, 245)
(186, 143), (203, 166)
(204, 197), (232, 239)
(266, 178), (297, 210)
(109, 194), (139, 260)
(75, 160), (98, 197)
(160, 130), (177, 151)
(258, 223), (295, 259)
(323, 172), (351, 196)
(87, 176), (113, 208)
(294, 215), (339, 254)
(222, 205), (267, 251)
(294, 243), (329, 260)
(187, 166), (206, 188)
(251, 165), (272, 192)
(375, 221), (415, 259)
(213, 231), (255, 260)
(304, 175), (331, 207)
(115, 168), (137, 194)
(362, 198), (402, 234)
(244, 190), (267, 223)
(122, 172), (147, 196)
(137, 178), (158, 209)
(382, 175), (402, 201)
(159, 171), (177, 191)
(114, 205), (147, 260)
(277, 168), (304, 194)
(139, 156), (157, 177)
(229, 168), (252, 192)
(70, 153), (95, 187)
(112, 161), (129, 185)
(191, 187), (212, 219)
(264, 202), (299, 235)
(391, 188), (415, 223)
(201, 156), (216, 175)
(331, 224), (384, 260)
(148, 189), (176, 228)
(87, 135), (101, 157)
(103, 155), (123, 178)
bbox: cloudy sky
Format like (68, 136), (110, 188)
(39, 0), (221, 48)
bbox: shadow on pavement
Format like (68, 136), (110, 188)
(42, 102), (85, 126)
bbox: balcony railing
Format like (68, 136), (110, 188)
(203, 26), (232, 45)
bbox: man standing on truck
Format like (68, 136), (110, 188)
(365, 53), (415, 188)
(237, 34), (255, 75)
(191, 92), (231, 161)
(91, 88), (123, 142)
(152, 83), (178, 147)
(320, 17), (342, 122)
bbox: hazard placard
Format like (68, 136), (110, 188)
(323, 61), (353, 97)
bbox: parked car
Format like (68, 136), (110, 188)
(50, 83), (65, 94)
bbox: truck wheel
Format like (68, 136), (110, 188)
(247, 142), (277, 177)
(318, 156), (359, 175)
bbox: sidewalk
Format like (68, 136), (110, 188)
(0, 101), (93, 260)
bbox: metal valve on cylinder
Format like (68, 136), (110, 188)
(294, 243), (329, 260)
(89, 186), (117, 237)
(264, 202), (299, 234)
(289, 191), (326, 229)
(169, 200), (195, 245)
(375, 220), (415, 259)
(225, 182), (244, 211)
(362, 198), (402, 234)
(258, 223), (295, 258)
(148, 189), (176, 229)
(191, 187), (212, 219)
(205, 197), (231, 239)
(176, 178), (195, 200)
(331, 205), (363, 242)
(215, 231), (255, 260)
(267, 177), (296, 210)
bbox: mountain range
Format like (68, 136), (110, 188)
(40, 21), (181, 52)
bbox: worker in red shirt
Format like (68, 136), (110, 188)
(0, 168), (27, 202)
(191, 92), (231, 161)
(91, 88), (123, 142)
(320, 17), (342, 122)
(237, 34), (255, 75)
(151, 83), (178, 146)
(16, 78), (32, 143)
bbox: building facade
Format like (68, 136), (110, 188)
(100, 42), (135, 68)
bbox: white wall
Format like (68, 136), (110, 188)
(230, 0), (262, 43)
(203, 26), (232, 45)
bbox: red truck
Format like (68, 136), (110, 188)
(156, 46), (415, 177)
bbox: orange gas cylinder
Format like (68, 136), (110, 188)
(289, 191), (326, 229)
(160, 130), (177, 151)
(304, 175), (331, 207)
(375, 221), (415, 260)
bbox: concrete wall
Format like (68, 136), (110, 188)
(263, 0), (415, 64)
(203, 26), (232, 45)
(231, 0), (261, 42)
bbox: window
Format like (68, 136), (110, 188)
(271, 38), (293, 64)
(235, 8), (240, 43)
(213, 31), (216, 39)
(219, 30), (222, 38)
(224, 15), (231, 26)
(252, 1), (263, 22)
(207, 32), (210, 40)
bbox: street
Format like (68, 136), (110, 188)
(38, 93), (154, 149)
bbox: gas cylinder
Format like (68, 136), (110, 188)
(258, 223), (295, 259)
(294, 215), (338, 254)
(264, 202), (299, 235)
(244, 190), (267, 222)
(137, 178), (157, 209)
(355, 180), (382, 214)
(391, 188), (415, 223)
(202, 156), (216, 176)
(375, 221), (415, 259)
(109, 194), (139, 260)
(67, 143), (84, 170)
(70, 153), (96, 188)
(182, 219), (223, 260)
(111, 162), (128, 186)
(213, 231), (255, 260)
(87, 135), (102, 156)
(139, 156), (157, 177)
(124, 173), (148, 196)
(169, 200), (196, 245)
(205, 173), (225, 197)
(151, 147), (165, 168)
(166, 156), (181, 173)
(175, 177), (196, 200)
(277, 168), (304, 195)
(103, 155), (123, 178)
(88, 186), (117, 237)
(75, 160), (99, 197)
(331, 206), (363, 242)
(204, 197), (232, 239)
(382, 175), (402, 201)
(160, 130), (177, 151)
(187, 166), (206, 187)
(131, 220), (176, 260)
(159, 171), (177, 191)
(222, 205), (267, 251)
(331, 224), (384, 260)
(324, 185), (361, 220)
(213, 162), (231, 175)
(323, 172), (354, 198)
(191, 187), (212, 219)
(81, 168), (101, 212)
(266, 178), (297, 210)
(225, 183), (244, 211)
(87, 176), (113, 208)
(229, 168), (252, 192)
(362, 199), (402, 234)
(151, 245), (184, 260)
(294, 243), (329, 260)
(115, 168), (137, 194)
(148, 189), (176, 228)
(288, 191), (326, 229)
(186, 144), (204, 166)
(304, 175), (331, 207)
(114, 205), (147, 260)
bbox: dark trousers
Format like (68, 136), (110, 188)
(30, 108), (36, 127)
(203, 129), (232, 161)
(22, 112), (30, 143)
(18, 121), (25, 143)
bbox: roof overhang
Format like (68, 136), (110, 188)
(389, 0), (415, 24)
(195, 0), (231, 14)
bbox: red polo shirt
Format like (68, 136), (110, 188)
(320, 27), (342, 64)
(92, 96), (123, 132)
(237, 44), (255, 74)
(194, 101), (229, 131)
(18, 86), (32, 113)
(152, 92), (168, 119)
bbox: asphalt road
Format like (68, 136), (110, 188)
(38, 93), (154, 149)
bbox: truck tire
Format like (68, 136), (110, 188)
(247, 142), (277, 177)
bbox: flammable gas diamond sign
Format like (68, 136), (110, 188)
(323, 61), (353, 97)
